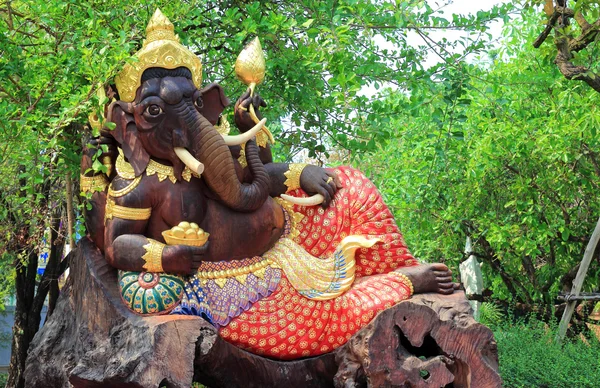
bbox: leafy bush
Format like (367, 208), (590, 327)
(479, 302), (504, 327)
(495, 319), (600, 388)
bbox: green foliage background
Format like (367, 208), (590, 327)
(360, 6), (600, 309)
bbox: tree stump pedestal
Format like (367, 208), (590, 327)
(24, 238), (501, 387)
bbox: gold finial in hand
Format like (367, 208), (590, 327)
(235, 37), (274, 146)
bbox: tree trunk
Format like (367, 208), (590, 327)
(24, 238), (500, 388)
(7, 249), (37, 388)
(7, 213), (64, 388)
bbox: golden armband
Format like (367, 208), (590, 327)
(105, 198), (151, 221)
(80, 174), (109, 194)
(283, 163), (308, 192)
(142, 239), (165, 272)
(390, 271), (414, 296)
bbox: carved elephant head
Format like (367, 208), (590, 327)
(106, 66), (270, 212)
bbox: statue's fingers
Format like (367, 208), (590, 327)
(191, 260), (203, 271)
(240, 88), (251, 101)
(97, 136), (114, 145)
(321, 179), (335, 199)
(240, 97), (253, 110)
(327, 180), (338, 196)
(323, 172), (339, 193)
(436, 276), (453, 283)
(191, 242), (209, 257)
(316, 186), (332, 208)
(252, 94), (267, 109)
(326, 170), (343, 189)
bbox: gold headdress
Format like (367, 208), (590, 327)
(114, 9), (203, 102)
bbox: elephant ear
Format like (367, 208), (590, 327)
(199, 83), (230, 125)
(106, 101), (150, 177)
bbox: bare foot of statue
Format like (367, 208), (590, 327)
(395, 263), (458, 295)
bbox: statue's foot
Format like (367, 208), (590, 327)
(395, 263), (457, 295)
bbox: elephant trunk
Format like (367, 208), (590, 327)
(176, 101), (270, 212)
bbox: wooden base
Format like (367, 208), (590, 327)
(24, 238), (500, 388)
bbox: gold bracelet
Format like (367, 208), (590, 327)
(105, 198), (151, 221)
(283, 163), (308, 192)
(142, 239), (165, 272)
(80, 174), (109, 193)
(390, 271), (414, 296)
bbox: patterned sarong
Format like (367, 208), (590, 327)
(175, 166), (418, 359)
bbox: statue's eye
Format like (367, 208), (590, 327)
(195, 96), (203, 109)
(146, 104), (162, 116)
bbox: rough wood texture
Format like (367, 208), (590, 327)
(24, 238), (500, 388)
(334, 292), (501, 388)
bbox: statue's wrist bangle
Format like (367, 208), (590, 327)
(142, 239), (165, 273)
(283, 163), (308, 192)
(80, 174), (109, 193)
(390, 271), (414, 296)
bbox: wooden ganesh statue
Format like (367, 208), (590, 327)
(80, 8), (457, 360)
(25, 9), (500, 388)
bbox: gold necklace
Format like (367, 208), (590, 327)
(116, 149), (197, 183)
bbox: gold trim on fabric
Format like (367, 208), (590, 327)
(105, 198), (151, 221)
(108, 176), (142, 198)
(142, 239), (165, 272)
(283, 163), (307, 192)
(273, 197), (303, 240)
(196, 259), (271, 281)
(264, 236), (379, 300)
(79, 174), (108, 193)
(389, 271), (414, 296)
(193, 257), (275, 289)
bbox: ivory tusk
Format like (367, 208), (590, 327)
(222, 118), (267, 146)
(280, 193), (324, 206)
(174, 147), (205, 176)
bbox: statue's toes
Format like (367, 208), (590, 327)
(436, 276), (453, 284)
(430, 262), (449, 272)
(438, 285), (455, 294)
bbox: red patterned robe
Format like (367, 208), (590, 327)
(218, 166), (418, 359)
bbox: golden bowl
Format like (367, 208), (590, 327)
(162, 231), (209, 247)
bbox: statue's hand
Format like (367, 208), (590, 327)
(234, 88), (266, 133)
(81, 135), (118, 174)
(300, 165), (343, 208)
(86, 135), (117, 159)
(161, 243), (210, 275)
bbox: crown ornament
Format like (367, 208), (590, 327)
(114, 9), (203, 102)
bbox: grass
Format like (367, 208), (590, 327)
(493, 318), (600, 388)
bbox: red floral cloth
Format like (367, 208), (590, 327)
(219, 166), (418, 359)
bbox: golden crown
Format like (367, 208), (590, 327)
(114, 9), (203, 102)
